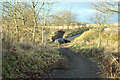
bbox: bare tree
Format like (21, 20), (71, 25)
(90, 1), (119, 14)
(2, 1), (50, 45)
(2, 1), (57, 45)
(41, 3), (50, 44)
(31, 2), (44, 44)
(55, 10), (77, 30)
(90, 1), (118, 48)
(90, 12), (112, 48)
(2, 2), (33, 42)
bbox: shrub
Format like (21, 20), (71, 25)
(2, 37), (62, 78)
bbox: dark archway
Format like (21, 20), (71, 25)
(52, 30), (65, 41)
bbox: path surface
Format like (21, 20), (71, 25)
(65, 33), (82, 41)
(51, 48), (101, 78)
(48, 33), (83, 45)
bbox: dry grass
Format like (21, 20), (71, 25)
(71, 25), (119, 78)
(2, 35), (63, 78)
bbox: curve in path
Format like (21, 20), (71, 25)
(65, 33), (83, 41)
(51, 48), (101, 78)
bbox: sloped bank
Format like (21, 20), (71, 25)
(70, 27), (119, 78)
(2, 36), (63, 78)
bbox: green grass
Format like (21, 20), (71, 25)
(63, 28), (89, 38)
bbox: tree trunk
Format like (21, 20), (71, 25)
(98, 26), (101, 48)
(32, 2), (37, 45)
(42, 27), (44, 43)
(14, 16), (19, 42)
(98, 31), (101, 48)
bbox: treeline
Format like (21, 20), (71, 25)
(1, 2), (65, 78)
(2, 2), (77, 45)
(2, 2), (50, 44)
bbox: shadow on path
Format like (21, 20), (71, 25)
(51, 48), (101, 78)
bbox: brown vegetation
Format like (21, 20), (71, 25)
(71, 24), (119, 78)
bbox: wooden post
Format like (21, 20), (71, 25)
(58, 42), (60, 48)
